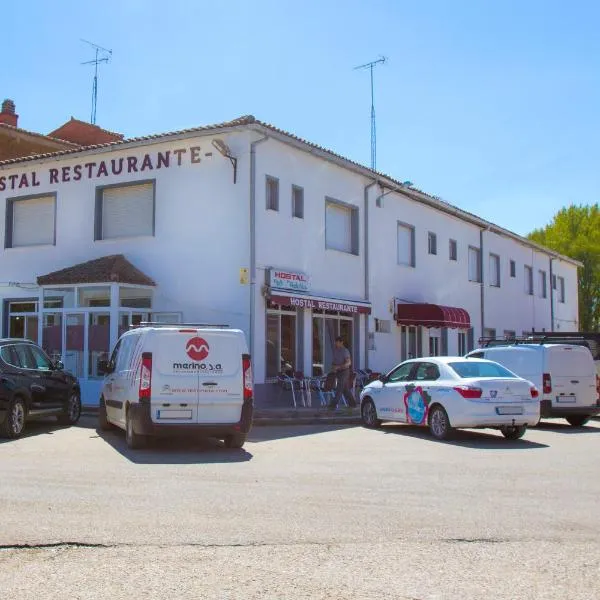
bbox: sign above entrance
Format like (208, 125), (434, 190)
(269, 293), (371, 315)
(269, 269), (311, 293)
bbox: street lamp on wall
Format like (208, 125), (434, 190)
(211, 139), (238, 184)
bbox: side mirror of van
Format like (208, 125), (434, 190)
(98, 360), (114, 375)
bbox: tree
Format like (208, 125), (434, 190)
(528, 204), (600, 331)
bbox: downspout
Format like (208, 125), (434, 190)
(549, 257), (555, 331)
(249, 134), (269, 363)
(363, 179), (378, 370)
(480, 228), (486, 340)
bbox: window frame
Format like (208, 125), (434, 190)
(291, 185), (304, 219)
(94, 179), (156, 241)
(538, 269), (547, 299)
(397, 221), (416, 267)
(510, 260), (516, 278)
(524, 265), (534, 295)
(558, 276), (565, 303)
(428, 231), (437, 255)
(449, 239), (457, 261)
(324, 197), (359, 255)
(489, 253), (501, 287)
(265, 175), (279, 212)
(468, 246), (482, 283)
(5, 192), (57, 249)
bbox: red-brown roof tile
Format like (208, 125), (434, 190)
(48, 118), (124, 146)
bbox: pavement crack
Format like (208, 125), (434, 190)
(0, 542), (112, 551)
(445, 537), (506, 544)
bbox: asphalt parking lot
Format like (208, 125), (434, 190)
(1, 416), (599, 599)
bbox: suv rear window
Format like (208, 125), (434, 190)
(449, 361), (518, 379)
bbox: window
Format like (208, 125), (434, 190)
(538, 270), (547, 298)
(558, 276), (565, 303)
(312, 311), (353, 376)
(449, 239), (457, 261)
(503, 330), (516, 340)
(489, 253), (500, 287)
(449, 361), (518, 379)
(524, 265), (533, 295)
(397, 222), (415, 267)
(5, 194), (56, 248)
(458, 332), (467, 355)
(266, 176), (279, 211)
(415, 362), (440, 381)
(13, 344), (37, 370)
(483, 327), (496, 339)
(552, 274), (557, 290)
(510, 260), (516, 278)
(428, 232), (437, 255)
(468, 246), (481, 282)
(325, 199), (358, 254)
(292, 185), (304, 219)
(388, 362), (414, 382)
(267, 306), (297, 378)
(95, 181), (154, 240)
(428, 336), (440, 356)
(29, 345), (53, 370)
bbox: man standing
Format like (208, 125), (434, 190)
(328, 336), (357, 410)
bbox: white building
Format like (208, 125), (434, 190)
(0, 115), (580, 406)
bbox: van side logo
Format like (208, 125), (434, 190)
(186, 337), (209, 361)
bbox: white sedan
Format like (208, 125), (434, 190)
(360, 357), (540, 440)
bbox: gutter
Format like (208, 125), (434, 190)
(549, 257), (555, 331)
(249, 134), (269, 364)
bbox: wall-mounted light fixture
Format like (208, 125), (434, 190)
(211, 139), (238, 184)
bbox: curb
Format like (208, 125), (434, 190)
(81, 407), (362, 427)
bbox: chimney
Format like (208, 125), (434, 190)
(0, 99), (18, 127)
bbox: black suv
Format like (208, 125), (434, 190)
(0, 339), (81, 439)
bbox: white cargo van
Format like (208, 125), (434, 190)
(98, 324), (253, 449)
(466, 343), (600, 427)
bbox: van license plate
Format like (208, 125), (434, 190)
(157, 409), (193, 420)
(556, 396), (576, 404)
(496, 406), (523, 415)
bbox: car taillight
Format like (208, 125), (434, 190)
(242, 354), (253, 400)
(139, 352), (152, 400)
(530, 386), (539, 399)
(543, 373), (552, 394)
(453, 385), (482, 399)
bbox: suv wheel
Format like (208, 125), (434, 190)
(57, 391), (81, 426)
(0, 397), (27, 439)
(224, 433), (247, 449)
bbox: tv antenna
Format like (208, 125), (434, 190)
(354, 56), (386, 171)
(81, 39), (112, 124)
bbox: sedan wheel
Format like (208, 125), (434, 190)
(500, 425), (527, 440)
(0, 398), (26, 439)
(361, 399), (381, 429)
(429, 406), (453, 440)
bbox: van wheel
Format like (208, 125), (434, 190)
(224, 433), (247, 449)
(126, 411), (146, 449)
(98, 398), (113, 431)
(0, 397), (27, 439)
(566, 416), (590, 427)
(500, 425), (527, 440)
(57, 391), (81, 426)
(428, 405), (453, 440)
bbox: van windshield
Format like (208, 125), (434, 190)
(449, 361), (518, 379)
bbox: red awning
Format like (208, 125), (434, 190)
(395, 303), (471, 329)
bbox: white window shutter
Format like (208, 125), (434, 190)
(12, 196), (55, 246)
(326, 202), (351, 252)
(397, 225), (412, 265)
(102, 183), (154, 239)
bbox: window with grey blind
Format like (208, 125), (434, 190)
(325, 199), (358, 254)
(449, 239), (457, 261)
(397, 222), (415, 266)
(538, 270), (547, 298)
(5, 194), (56, 248)
(524, 265), (534, 295)
(292, 185), (304, 218)
(95, 181), (155, 241)
(468, 246), (481, 282)
(266, 176), (279, 211)
(489, 253), (500, 287)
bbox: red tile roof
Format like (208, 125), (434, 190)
(0, 122), (80, 148)
(48, 118), (124, 146)
(37, 254), (156, 286)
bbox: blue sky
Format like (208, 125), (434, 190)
(3, 0), (599, 236)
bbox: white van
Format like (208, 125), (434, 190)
(98, 324), (253, 449)
(466, 343), (600, 427)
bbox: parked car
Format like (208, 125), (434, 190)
(466, 343), (600, 427)
(360, 357), (540, 440)
(98, 323), (254, 449)
(0, 338), (81, 439)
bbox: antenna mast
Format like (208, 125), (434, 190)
(81, 39), (112, 124)
(354, 56), (386, 171)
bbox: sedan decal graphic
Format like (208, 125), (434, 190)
(403, 385), (431, 425)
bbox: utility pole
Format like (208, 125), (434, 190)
(354, 56), (386, 171)
(81, 39), (112, 124)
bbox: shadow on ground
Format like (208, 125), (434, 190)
(380, 423), (550, 449)
(534, 420), (600, 435)
(0, 418), (71, 444)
